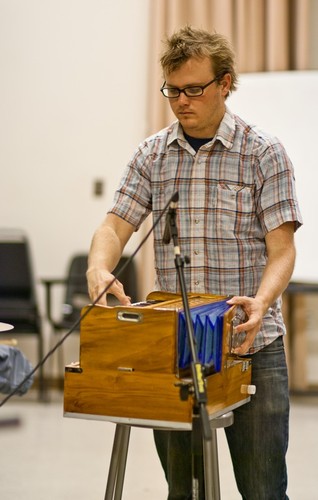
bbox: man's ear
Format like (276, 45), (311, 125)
(220, 73), (232, 97)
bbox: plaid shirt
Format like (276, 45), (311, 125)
(110, 107), (303, 352)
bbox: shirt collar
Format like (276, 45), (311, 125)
(167, 106), (235, 150)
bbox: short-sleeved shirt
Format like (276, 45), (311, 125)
(109, 107), (303, 353)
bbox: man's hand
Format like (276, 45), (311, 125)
(86, 214), (136, 306)
(227, 295), (266, 355)
(86, 268), (131, 306)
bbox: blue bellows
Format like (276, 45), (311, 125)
(178, 300), (231, 373)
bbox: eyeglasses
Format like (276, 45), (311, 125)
(160, 77), (218, 98)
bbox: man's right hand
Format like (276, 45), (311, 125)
(86, 268), (131, 306)
(86, 213), (136, 306)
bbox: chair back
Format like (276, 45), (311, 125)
(0, 229), (40, 333)
(61, 254), (89, 328)
(0, 228), (45, 397)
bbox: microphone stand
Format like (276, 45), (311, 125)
(163, 194), (212, 500)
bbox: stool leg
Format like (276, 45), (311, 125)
(203, 429), (221, 500)
(203, 412), (234, 500)
(104, 425), (131, 500)
(113, 426), (131, 500)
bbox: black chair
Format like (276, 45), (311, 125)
(42, 254), (138, 383)
(42, 254), (90, 335)
(0, 229), (45, 400)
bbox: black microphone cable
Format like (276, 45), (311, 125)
(0, 191), (179, 407)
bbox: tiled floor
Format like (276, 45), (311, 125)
(0, 391), (317, 499)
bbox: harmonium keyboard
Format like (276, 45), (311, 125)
(64, 292), (254, 429)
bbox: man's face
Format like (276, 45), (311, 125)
(164, 56), (231, 138)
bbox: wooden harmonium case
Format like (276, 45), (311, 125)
(64, 292), (253, 429)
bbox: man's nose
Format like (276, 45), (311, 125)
(177, 91), (190, 103)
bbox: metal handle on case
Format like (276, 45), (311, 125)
(117, 311), (143, 323)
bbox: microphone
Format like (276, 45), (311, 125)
(162, 191), (179, 244)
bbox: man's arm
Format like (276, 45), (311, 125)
(228, 221), (296, 354)
(86, 213), (136, 305)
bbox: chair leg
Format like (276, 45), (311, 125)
(46, 325), (66, 394)
(37, 332), (47, 402)
(57, 331), (65, 390)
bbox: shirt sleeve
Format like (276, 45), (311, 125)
(108, 142), (153, 230)
(254, 139), (303, 234)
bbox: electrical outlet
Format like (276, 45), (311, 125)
(93, 179), (104, 197)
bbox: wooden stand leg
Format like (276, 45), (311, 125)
(203, 412), (234, 500)
(104, 424), (131, 500)
(203, 429), (220, 500)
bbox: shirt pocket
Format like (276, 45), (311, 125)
(215, 183), (255, 237)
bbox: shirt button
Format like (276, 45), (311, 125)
(194, 250), (199, 255)
(195, 219), (200, 224)
(194, 280), (199, 286)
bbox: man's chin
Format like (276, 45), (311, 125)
(179, 118), (197, 132)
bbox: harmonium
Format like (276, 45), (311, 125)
(64, 292), (254, 429)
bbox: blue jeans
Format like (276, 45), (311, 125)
(153, 336), (289, 500)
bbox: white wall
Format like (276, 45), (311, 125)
(0, 0), (150, 277)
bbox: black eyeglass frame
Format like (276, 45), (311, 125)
(160, 77), (219, 98)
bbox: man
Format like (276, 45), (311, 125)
(87, 26), (302, 499)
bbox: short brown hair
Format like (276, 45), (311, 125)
(160, 25), (238, 97)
